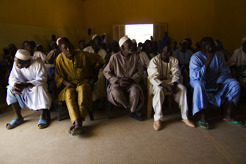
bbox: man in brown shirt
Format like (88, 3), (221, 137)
(103, 36), (144, 121)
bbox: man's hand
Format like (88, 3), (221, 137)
(160, 82), (178, 95)
(160, 83), (172, 93)
(171, 82), (178, 94)
(207, 52), (214, 62)
(63, 80), (76, 88)
(12, 82), (33, 94)
(118, 78), (133, 87)
(215, 83), (223, 91)
(205, 45), (215, 69)
(11, 88), (22, 95)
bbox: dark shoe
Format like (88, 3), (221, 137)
(68, 127), (84, 136)
(129, 111), (143, 121)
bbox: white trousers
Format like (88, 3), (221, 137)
(152, 84), (188, 121)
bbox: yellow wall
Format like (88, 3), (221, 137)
(213, 0), (246, 52)
(83, 0), (246, 53)
(0, 0), (85, 53)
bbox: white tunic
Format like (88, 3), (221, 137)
(33, 51), (46, 63)
(148, 55), (180, 87)
(229, 47), (246, 66)
(8, 56), (51, 110)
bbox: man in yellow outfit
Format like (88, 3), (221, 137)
(55, 37), (103, 135)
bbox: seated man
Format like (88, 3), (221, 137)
(147, 43), (195, 131)
(103, 36), (144, 121)
(55, 37), (103, 135)
(6, 49), (51, 129)
(83, 34), (107, 103)
(22, 40), (46, 63)
(228, 37), (246, 87)
(189, 37), (242, 129)
(139, 40), (156, 70)
(173, 39), (193, 87)
(173, 39), (193, 68)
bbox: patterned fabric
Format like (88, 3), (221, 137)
(55, 51), (103, 123)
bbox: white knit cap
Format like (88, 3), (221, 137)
(56, 37), (62, 46)
(92, 34), (98, 40)
(180, 39), (188, 45)
(15, 49), (31, 60)
(119, 36), (130, 47)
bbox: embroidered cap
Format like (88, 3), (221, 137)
(15, 49), (30, 60)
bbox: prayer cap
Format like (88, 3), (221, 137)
(119, 36), (130, 47)
(56, 37), (65, 48)
(92, 34), (98, 40)
(180, 39), (188, 45)
(242, 37), (246, 44)
(15, 49), (30, 60)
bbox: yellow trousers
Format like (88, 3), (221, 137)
(58, 82), (91, 124)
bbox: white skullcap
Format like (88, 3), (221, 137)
(92, 34), (98, 40)
(180, 40), (188, 45)
(15, 49), (31, 60)
(242, 37), (246, 44)
(56, 37), (62, 46)
(119, 36), (130, 47)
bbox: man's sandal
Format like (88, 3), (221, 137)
(38, 119), (48, 129)
(6, 119), (24, 129)
(68, 126), (84, 136)
(224, 120), (245, 128)
(199, 121), (210, 130)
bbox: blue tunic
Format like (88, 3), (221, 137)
(189, 51), (240, 115)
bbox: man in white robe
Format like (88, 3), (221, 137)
(6, 49), (51, 129)
(148, 43), (195, 131)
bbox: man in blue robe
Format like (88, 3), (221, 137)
(189, 37), (242, 129)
